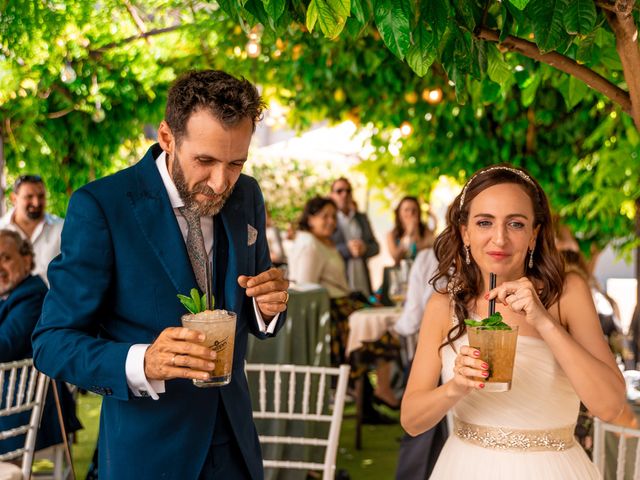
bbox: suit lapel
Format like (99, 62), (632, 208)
(219, 192), (247, 314)
(129, 145), (197, 294)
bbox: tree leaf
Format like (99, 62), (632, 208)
(507, 0), (531, 10)
(374, 0), (411, 60)
(520, 73), (541, 107)
(406, 24), (436, 77)
(499, 3), (514, 42)
(262, 0), (286, 22)
(563, 0), (596, 35)
(486, 43), (511, 85)
(351, 0), (366, 24)
(307, 0), (319, 32)
(453, 0), (476, 32)
(526, 0), (570, 53)
(421, 0), (449, 38)
(314, 0), (351, 38)
(243, 0), (271, 27)
(559, 74), (589, 109)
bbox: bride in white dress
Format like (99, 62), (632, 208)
(401, 165), (626, 479)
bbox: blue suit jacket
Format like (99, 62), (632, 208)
(32, 144), (285, 479)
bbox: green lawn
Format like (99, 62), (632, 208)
(72, 394), (403, 479)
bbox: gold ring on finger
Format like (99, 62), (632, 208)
(171, 354), (177, 366)
(283, 291), (289, 304)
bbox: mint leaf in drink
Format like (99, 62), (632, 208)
(177, 288), (215, 314)
(464, 312), (512, 330)
(464, 319), (484, 327)
(177, 294), (198, 314)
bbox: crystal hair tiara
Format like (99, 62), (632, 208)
(459, 166), (536, 209)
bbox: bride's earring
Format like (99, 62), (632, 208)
(464, 245), (471, 265)
(528, 248), (534, 269)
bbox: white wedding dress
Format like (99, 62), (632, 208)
(429, 333), (600, 479)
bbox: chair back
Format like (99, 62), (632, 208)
(0, 359), (49, 479)
(593, 417), (640, 480)
(246, 363), (350, 480)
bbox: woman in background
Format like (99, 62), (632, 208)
(289, 197), (401, 412)
(387, 196), (434, 265)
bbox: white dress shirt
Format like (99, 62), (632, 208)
(394, 248), (440, 336)
(0, 210), (63, 286)
(126, 151), (277, 399)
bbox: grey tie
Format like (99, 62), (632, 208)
(179, 207), (208, 292)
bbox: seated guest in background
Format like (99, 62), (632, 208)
(289, 196), (400, 414)
(0, 229), (80, 456)
(387, 196), (434, 265)
(329, 178), (379, 298)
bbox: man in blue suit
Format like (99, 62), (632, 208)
(32, 70), (289, 479)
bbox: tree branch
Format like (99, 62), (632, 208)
(48, 108), (74, 119)
(475, 27), (632, 114)
(603, 1), (640, 131)
(123, 0), (149, 43)
(89, 25), (186, 56)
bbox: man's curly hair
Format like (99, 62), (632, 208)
(165, 70), (265, 144)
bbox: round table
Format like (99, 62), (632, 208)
(346, 306), (401, 358)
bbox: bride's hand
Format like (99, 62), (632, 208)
(451, 345), (489, 394)
(487, 277), (548, 328)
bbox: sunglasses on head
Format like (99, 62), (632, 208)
(14, 175), (43, 190)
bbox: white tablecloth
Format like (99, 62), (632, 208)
(346, 306), (401, 357)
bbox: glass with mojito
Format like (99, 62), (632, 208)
(466, 313), (518, 392)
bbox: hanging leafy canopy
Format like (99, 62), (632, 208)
(1, 0), (639, 255)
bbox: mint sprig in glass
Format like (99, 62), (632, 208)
(177, 288), (214, 314)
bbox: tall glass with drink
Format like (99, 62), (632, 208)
(467, 325), (519, 392)
(181, 310), (237, 387)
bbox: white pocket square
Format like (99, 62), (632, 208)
(248, 224), (257, 246)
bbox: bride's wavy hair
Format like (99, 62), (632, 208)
(432, 164), (564, 350)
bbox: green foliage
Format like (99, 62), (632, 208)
(245, 158), (335, 229)
(2, 0), (639, 259)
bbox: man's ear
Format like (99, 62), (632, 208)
(9, 192), (16, 205)
(157, 121), (174, 154)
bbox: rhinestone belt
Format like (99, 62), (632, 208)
(453, 416), (576, 452)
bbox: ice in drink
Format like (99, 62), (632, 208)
(467, 326), (518, 392)
(181, 310), (236, 387)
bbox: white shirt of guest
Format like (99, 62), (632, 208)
(125, 151), (277, 400)
(0, 210), (63, 286)
(394, 248), (439, 336)
(288, 231), (350, 299)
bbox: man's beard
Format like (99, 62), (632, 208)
(26, 208), (44, 221)
(172, 152), (234, 216)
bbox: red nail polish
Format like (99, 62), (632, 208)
(482, 371), (489, 377)
(481, 363), (489, 369)
(484, 293), (489, 299)
(473, 350), (480, 357)
(479, 383), (485, 389)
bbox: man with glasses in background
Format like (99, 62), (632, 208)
(0, 175), (62, 285)
(329, 177), (379, 299)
